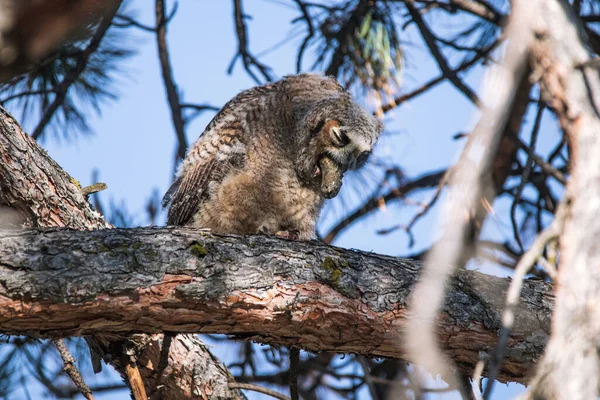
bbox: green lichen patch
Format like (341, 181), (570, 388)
(322, 256), (343, 285)
(189, 242), (208, 257)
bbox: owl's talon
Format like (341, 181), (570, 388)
(275, 230), (300, 240)
(258, 226), (271, 235)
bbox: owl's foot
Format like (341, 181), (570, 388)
(257, 226), (271, 235)
(275, 230), (300, 240)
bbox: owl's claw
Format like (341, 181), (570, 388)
(275, 230), (300, 240)
(258, 226), (271, 235)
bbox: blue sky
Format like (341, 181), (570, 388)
(6, 0), (559, 398)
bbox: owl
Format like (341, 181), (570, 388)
(163, 73), (383, 240)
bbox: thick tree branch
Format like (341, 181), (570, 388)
(0, 97), (242, 399)
(0, 227), (552, 384)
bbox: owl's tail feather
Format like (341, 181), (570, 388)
(162, 177), (182, 208)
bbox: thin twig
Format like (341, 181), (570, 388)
(483, 196), (570, 398)
(292, 0), (315, 72)
(510, 133), (567, 184)
(358, 357), (379, 400)
(510, 100), (545, 251)
(380, 37), (499, 114)
(229, 382), (292, 400)
(404, 0), (481, 106)
(52, 339), (95, 400)
(323, 169), (446, 244)
(289, 348), (300, 400)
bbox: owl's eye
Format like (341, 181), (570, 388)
(331, 126), (350, 147)
(310, 119), (326, 137)
(356, 151), (370, 167)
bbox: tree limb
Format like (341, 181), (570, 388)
(0, 98), (242, 398)
(0, 226), (552, 384)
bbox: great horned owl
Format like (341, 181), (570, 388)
(163, 73), (383, 240)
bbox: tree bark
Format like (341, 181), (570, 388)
(0, 105), (243, 399)
(524, 1), (600, 398)
(0, 226), (553, 384)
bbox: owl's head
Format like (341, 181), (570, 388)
(295, 90), (383, 199)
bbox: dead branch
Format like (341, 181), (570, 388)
(52, 339), (95, 400)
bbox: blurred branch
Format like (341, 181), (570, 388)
(155, 0), (188, 168)
(30, 3), (120, 140)
(0, 0), (122, 81)
(406, 0), (535, 390)
(524, 0), (600, 397)
(484, 196), (568, 398)
(229, 0), (274, 84)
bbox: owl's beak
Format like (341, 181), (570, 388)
(318, 156), (343, 199)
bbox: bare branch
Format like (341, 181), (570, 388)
(404, 0), (480, 106)
(229, 383), (291, 400)
(155, 0), (187, 168)
(229, 0), (274, 84)
(52, 339), (95, 400)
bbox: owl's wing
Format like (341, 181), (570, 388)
(163, 116), (246, 226)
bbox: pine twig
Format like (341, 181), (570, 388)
(52, 339), (95, 400)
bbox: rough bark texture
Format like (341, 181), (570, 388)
(525, 1), (600, 398)
(0, 227), (553, 384)
(0, 105), (243, 399)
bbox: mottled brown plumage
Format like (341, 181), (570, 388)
(163, 74), (383, 239)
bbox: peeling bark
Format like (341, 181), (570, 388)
(0, 227), (553, 384)
(0, 105), (243, 399)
